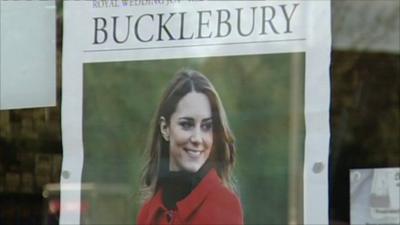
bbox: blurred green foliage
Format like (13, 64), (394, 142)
(82, 53), (305, 224)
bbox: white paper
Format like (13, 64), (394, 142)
(0, 0), (56, 110)
(62, 1), (331, 224)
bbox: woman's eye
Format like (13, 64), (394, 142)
(179, 121), (193, 130)
(201, 122), (212, 131)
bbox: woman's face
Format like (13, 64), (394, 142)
(161, 91), (213, 173)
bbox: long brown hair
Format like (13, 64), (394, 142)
(140, 69), (236, 202)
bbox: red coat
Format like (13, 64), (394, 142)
(137, 169), (244, 225)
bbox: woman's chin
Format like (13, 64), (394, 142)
(181, 163), (203, 173)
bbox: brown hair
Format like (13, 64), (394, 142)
(140, 69), (236, 202)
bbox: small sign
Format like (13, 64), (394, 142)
(350, 168), (400, 225)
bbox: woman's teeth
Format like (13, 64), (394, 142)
(185, 149), (201, 156)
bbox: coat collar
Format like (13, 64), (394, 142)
(144, 169), (221, 223)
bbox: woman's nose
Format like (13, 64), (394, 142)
(190, 127), (202, 145)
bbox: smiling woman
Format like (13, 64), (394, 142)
(160, 92), (213, 173)
(137, 69), (243, 225)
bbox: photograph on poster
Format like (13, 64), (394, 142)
(81, 53), (305, 224)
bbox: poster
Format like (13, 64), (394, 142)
(62, 1), (331, 224)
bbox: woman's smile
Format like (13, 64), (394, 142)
(184, 148), (205, 158)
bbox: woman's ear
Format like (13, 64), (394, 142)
(160, 116), (169, 142)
